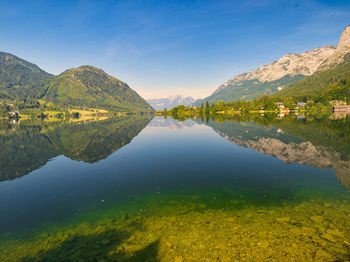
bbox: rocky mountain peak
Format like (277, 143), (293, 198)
(318, 25), (350, 70)
(213, 45), (336, 94)
(337, 25), (350, 51)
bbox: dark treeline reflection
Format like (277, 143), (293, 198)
(169, 113), (350, 188)
(0, 115), (153, 182)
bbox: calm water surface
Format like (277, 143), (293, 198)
(0, 115), (349, 261)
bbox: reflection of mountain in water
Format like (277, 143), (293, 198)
(149, 117), (196, 130)
(207, 118), (350, 188)
(0, 115), (152, 181)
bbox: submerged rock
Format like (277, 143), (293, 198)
(326, 229), (344, 238)
(301, 226), (316, 236)
(321, 233), (337, 243)
(275, 217), (291, 223)
(165, 241), (173, 248)
(174, 256), (184, 262)
(314, 249), (333, 261)
(310, 215), (324, 223)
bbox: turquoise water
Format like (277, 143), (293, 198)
(0, 116), (349, 261)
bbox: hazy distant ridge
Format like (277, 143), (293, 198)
(147, 95), (195, 110)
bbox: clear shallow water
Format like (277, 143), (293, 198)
(0, 115), (349, 261)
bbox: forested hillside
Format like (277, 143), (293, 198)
(0, 52), (54, 100)
(275, 54), (350, 101)
(43, 65), (153, 112)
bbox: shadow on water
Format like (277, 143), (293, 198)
(20, 228), (159, 262)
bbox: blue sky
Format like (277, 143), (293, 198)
(1, 0), (349, 99)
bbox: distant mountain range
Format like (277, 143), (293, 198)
(147, 95), (195, 110)
(195, 25), (350, 105)
(0, 53), (153, 113)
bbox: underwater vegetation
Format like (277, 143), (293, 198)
(1, 190), (350, 262)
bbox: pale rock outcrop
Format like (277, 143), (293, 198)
(215, 45), (336, 94)
(214, 25), (350, 96)
(319, 25), (350, 70)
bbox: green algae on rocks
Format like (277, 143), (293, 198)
(1, 191), (349, 262)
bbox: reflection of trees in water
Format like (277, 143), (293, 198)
(205, 116), (350, 188)
(0, 115), (153, 182)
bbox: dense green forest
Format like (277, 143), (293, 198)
(275, 54), (350, 101)
(43, 66), (153, 113)
(0, 52), (54, 100)
(194, 74), (306, 106)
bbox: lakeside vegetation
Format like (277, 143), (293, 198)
(0, 97), (152, 123)
(0, 102), (113, 122)
(156, 95), (331, 119)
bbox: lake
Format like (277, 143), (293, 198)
(0, 114), (350, 261)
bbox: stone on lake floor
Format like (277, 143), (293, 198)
(215, 243), (226, 249)
(225, 217), (235, 222)
(301, 226), (316, 236)
(257, 241), (269, 249)
(326, 229), (344, 238)
(314, 249), (333, 261)
(221, 256), (231, 262)
(174, 256), (184, 262)
(310, 215), (324, 223)
(245, 213), (253, 218)
(321, 233), (337, 243)
(165, 241), (173, 248)
(275, 217), (291, 223)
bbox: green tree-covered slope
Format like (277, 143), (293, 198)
(43, 65), (153, 112)
(0, 52), (54, 100)
(195, 75), (305, 105)
(275, 55), (350, 99)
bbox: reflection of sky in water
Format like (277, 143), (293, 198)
(0, 116), (349, 235)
